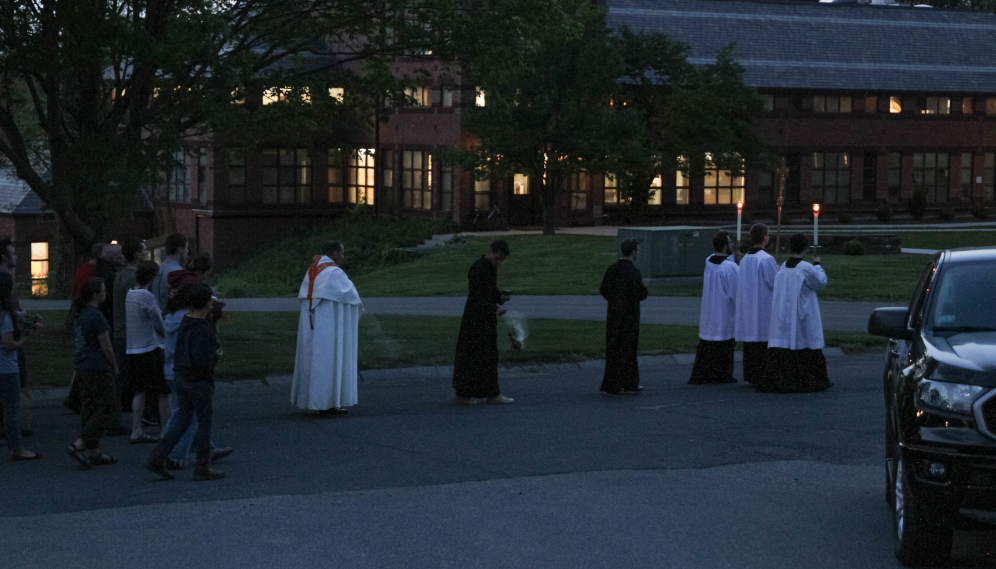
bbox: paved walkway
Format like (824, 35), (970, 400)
(22, 296), (894, 332)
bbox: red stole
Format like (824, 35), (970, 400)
(307, 255), (338, 329)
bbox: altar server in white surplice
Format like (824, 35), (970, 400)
(689, 231), (740, 385)
(291, 241), (363, 415)
(755, 233), (833, 394)
(734, 224), (778, 385)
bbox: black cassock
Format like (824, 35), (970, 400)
(452, 256), (506, 398)
(599, 259), (648, 393)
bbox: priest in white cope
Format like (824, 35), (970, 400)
(689, 231), (740, 384)
(734, 224), (778, 385)
(291, 241), (363, 415)
(755, 233), (834, 393)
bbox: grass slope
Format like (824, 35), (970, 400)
(898, 231), (996, 251)
(24, 311), (885, 389)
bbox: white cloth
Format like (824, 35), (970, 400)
(698, 254), (739, 341)
(768, 260), (828, 350)
(291, 257), (363, 410)
(734, 249), (778, 343)
(125, 288), (165, 354)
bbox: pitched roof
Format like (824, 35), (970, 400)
(0, 168), (45, 215)
(606, 0), (996, 93)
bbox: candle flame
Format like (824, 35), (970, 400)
(813, 204), (820, 214)
(737, 201), (743, 211)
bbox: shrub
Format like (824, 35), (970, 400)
(971, 202), (990, 220)
(876, 202), (893, 223)
(836, 211), (854, 224)
(937, 207), (955, 222)
(843, 240), (865, 256)
(908, 189), (927, 221)
(219, 280), (250, 299)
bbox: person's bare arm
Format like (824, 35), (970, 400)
(1, 330), (22, 353)
(97, 331), (119, 376)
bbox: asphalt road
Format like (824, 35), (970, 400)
(2, 355), (993, 568)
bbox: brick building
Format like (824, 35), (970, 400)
(10, 0), (996, 280)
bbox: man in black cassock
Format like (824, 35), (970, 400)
(599, 238), (648, 396)
(452, 240), (513, 405)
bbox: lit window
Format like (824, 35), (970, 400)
(676, 170), (689, 205)
(405, 86), (430, 107)
(963, 97), (974, 115)
(604, 174), (619, 205)
(476, 88), (486, 107)
(348, 149), (375, 205)
(513, 174), (530, 195)
(921, 97), (950, 115)
(890, 96), (902, 114)
(987, 98), (996, 116)
(703, 156), (744, 205)
(474, 179), (490, 209)
(30, 242), (48, 296)
(648, 176), (662, 205)
(328, 88), (345, 102)
(811, 152), (851, 205)
(864, 96), (877, 113)
(263, 87), (309, 105)
(402, 150), (432, 210)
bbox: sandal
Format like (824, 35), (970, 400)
(66, 445), (92, 469)
(88, 452), (117, 466)
(129, 433), (159, 444)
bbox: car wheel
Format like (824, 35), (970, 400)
(893, 450), (953, 567)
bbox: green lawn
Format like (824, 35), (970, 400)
(898, 231), (996, 251)
(351, 235), (930, 302)
(23, 311), (886, 389)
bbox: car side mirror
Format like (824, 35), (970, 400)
(868, 307), (914, 340)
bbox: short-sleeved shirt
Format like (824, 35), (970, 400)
(75, 305), (111, 371)
(0, 312), (19, 374)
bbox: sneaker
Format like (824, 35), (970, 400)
(210, 447), (234, 462)
(144, 457), (175, 480)
(454, 396), (477, 405)
(165, 458), (185, 471)
(193, 465), (226, 481)
(486, 395), (514, 404)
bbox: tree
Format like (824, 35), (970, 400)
(455, 0), (633, 235)
(0, 0), (456, 262)
(612, 35), (769, 214)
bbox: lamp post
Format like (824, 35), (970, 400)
(774, 157), (788, 263)
(813, 203), (820, 249)
(736, 200), (743, 246)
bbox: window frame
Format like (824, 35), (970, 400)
(262, 148), (312, 205)
(810, 152), (851, 205)
(401, 150), (432, 210)
(911, 152), (950, 202)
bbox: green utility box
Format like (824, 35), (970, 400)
(618, 226), (727, 278)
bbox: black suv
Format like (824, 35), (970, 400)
(868, 247), (996, 567)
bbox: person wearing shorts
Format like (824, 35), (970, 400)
(125, 260), (169, 444)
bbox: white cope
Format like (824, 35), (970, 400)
(734, 249), (778, 343)
(699, 254), (739, 342)
(768, 260), (827, 350)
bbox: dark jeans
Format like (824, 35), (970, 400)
(152, 378), (214, 465)
(0, 372), (23, 450)
(76, 368), (118, 449)
(113, 335), (131, 411)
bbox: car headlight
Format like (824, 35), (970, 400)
(916, 379), (987, 415)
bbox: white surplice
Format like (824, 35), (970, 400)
(291, 256), (363, 410)
(768, 260), (827, 350)
(734, 249), (778, 343)
(698, 254), (739, 341)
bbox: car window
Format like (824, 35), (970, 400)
(907, 260), (937, 329)
(926, 261), (996, 336)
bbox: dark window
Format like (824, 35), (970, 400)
(863, 153), (878, 202)
(985, 153), (995, 202)
(169, 150), (190, 203)
(382, 149), (395, 206)
(197, 149), (208, 205)
(262, 148), (311, 204)
(813, 95), (852, 113)
(328, 149), (344, 203)
(227, 150), (246, 204)
(784, 153), (801, 204)
(912, 152), (949, 202)
(440, 164), (453, 212)
(757, 170), (774, 204)
(402, 150), (432, 210)
(569, 173), (588, 210)
(761, 94), (774, 112)
(864, 96), (877, 114)
(811, 152), (850, 205)
(960, 152), (973, 200)
(887, 152), (901, 201)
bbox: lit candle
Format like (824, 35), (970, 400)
(813, 203), (820, 246)
(737, 201), (743, 244)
